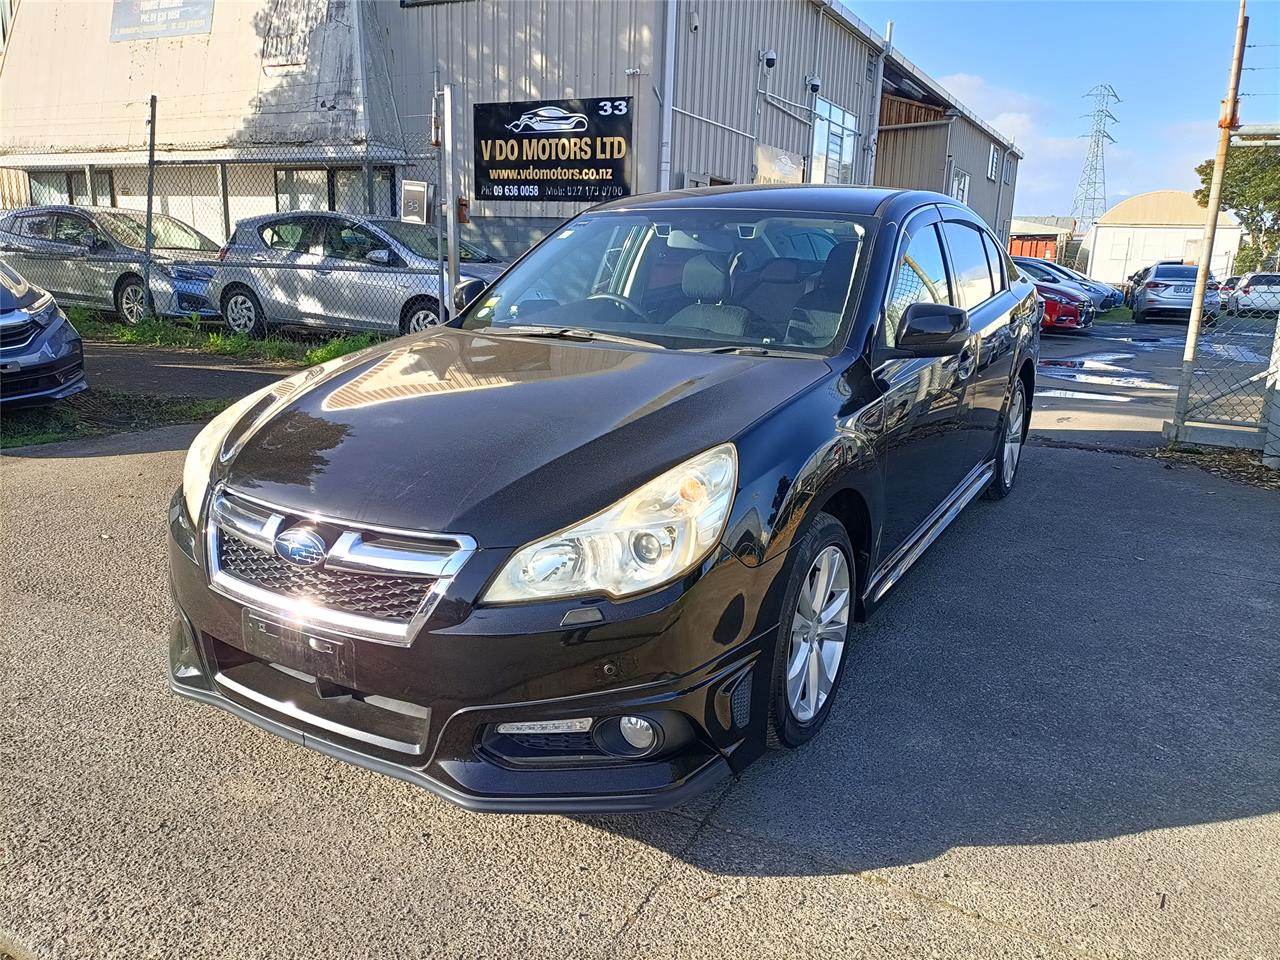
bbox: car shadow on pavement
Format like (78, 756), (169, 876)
(578, 448), (1280, 876)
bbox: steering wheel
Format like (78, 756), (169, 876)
(587, 292), (648, 321)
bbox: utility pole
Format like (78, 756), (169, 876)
(1172, 0), (1250, 443)
(142, 94), (157, 318)
(1068, 83), (1120, 259)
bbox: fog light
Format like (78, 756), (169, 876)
(619, 715), (656, 751)
(496, 717), (592, 735)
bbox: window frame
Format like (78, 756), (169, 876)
(950, 169), (970, 204)
(273, 166), (397, 216)
(1003, 154), (1014, 185)
(26, 169), (116, 207)
(939, 218), (998, 310)
(878, 206), (954, 351)
(987, 145), (1001, 181)
(810, 96), (861, 186)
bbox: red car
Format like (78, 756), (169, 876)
(1036, 279), (1095, 332)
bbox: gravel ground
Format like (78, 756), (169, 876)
(2, 423), (1278, 959)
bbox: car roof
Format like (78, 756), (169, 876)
(590, 183), (957, 220)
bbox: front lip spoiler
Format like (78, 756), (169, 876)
(169, 676), (732, 814)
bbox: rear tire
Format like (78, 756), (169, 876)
(221, 287), (265, 338)
(115, 277), (147, 325)
(401, 296), (445, 335)
(984, 377), (1027, 501)
(766, 512), (855, 751)
(1132, 306), (1146, 324)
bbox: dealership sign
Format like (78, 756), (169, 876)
(110, 0), (215, 42)
(473, 98), (633, 202)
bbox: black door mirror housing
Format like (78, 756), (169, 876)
(454, 277), (487, 313)
(894, 302), (970, 357)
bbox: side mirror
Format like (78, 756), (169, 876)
(365, 248), (391, 265)
(895, 302), (970, 357)
(454, 277), (486, 312)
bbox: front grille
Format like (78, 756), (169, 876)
(0, 356), (83, 399)
(0, 319), (41, 351)
(508, 732), (598, 753)
(218, 531), (432, 622)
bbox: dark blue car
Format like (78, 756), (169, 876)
(0, 262), (87, 406)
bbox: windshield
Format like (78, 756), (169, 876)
(377, 221), (497, 263)
(460, 208), (873, 352)
(96, 211), (219, 252)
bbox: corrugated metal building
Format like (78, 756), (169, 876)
(0, 0), (1023, 256)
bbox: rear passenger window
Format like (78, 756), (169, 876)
(19, 215), (54, 240)
(942, 221), (995, 308)
(981, 231), (1008, 293)
(885, 223), (952, 344)
(260, 221), (308, 252)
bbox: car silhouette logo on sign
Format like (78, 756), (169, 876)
(273, 527), (327, 568)
(505, 106), (590, 134)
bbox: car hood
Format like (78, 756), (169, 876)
(459, 260), (508, 283)
(220, 328), (830, 546)
(1035, 280), (1088, 302)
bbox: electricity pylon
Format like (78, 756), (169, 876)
(1069, 84), (1120, 241)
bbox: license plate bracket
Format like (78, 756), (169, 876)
(240, 610), (356, 687)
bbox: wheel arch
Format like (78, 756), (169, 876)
(813, 487), (873, 622)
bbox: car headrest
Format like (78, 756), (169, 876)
(820, 241), (859, 288)
(683, 254), (729, 300)
(758, 258), (804, 284)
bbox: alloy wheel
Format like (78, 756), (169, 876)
(1003, 383), (1025, 488)
(407, 305), (440, 332)
(786, 545), (851, 724)
(225, 294), (258, 334)
(120, 284), (146, 324)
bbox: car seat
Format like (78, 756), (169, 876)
(666, 254), (755, 338)
(787, 241), (859, 346)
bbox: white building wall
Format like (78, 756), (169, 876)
(1086, 224), (1244, 283)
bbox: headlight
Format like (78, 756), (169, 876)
(28, 292), (58, 327)
(1041, 291), (1067, 304)
(483, 443), (738, 603)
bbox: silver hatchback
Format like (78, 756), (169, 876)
(209, 212), (508, 337)
(1131, 263), (1220, 323)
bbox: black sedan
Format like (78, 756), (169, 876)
(0, 262), (87, 406)
(168, 185), (1039, 812)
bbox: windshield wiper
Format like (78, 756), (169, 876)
(487, 326), (665, 349)
(686, 345), (812, 358)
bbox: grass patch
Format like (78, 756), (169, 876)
(69, 310), (386, 366)
(1095, 305), (1132, 324)
(1, 390), (231, 450)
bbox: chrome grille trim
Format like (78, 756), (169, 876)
(205, 487), (476, 646)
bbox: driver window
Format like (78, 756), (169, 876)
(885, 224), (952, 344)
(54, 215), (92, 245)
(323, 222), (389, 263)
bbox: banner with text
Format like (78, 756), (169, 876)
(473, 97), (633, 202)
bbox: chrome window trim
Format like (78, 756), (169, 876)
(205, 486), (476, 647)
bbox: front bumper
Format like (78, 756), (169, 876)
(152, 272), (220, 319)
(167, 493), (785, 813)
(0, 336), (87, 405)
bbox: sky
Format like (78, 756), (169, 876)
(856, 0), (1280, 217)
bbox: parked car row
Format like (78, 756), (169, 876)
(0, 205), (508, 336)
(1012, 256), (1121, 311)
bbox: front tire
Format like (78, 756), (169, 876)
(115, 277), (147, 325)
(985, 377), (1027, 500)
(401, 296), (445, 335)
(222, 287), (265, 338)
(766, 512), (855, 750)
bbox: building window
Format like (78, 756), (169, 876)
(28, 170), (115, 206)
(275, 167), (395, 216)
(987, 145), (1000, 181)
(0, 0), (15, 53)
(810, 97), (860, 185)
(950, 169), (970, 204)
(1003, 155), (1014, 185)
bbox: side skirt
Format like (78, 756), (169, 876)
(863, 460), (995, 606)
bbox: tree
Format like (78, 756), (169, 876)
(1195, 143), (1280, 269)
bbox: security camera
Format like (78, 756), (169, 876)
(807, 74), (822, 95)
(760, 48), (778, 70)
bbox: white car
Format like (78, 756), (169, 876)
(1226, 272), (1280, 318)
(505, 106), (589, 133)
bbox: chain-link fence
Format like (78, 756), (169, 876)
(0, 125), (461, 341)
(1168, 125), (1280, 468)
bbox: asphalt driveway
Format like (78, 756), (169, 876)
(2, 407), (1277, 958)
